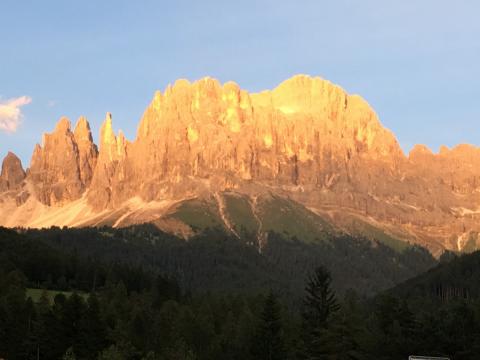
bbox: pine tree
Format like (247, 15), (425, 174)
(62, 292), (86, 354)
(397, 299), (419, 356)
(322, 309), (365, 360)
(301, 266), (340, 359)
(77, 293), (108, 358)
(251, 291), (285, 360)
(0, 271), (29, 359)
(32, 291), (53, 359)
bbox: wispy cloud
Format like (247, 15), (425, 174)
(0, 96), (32, 133)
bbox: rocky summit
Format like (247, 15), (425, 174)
(1, 75), (479, 255)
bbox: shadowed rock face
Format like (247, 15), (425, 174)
(27, 116), (98, 205)
(74, 116), (98, 187)
(0, 152), (26, 191)
(2, 74), (480, 254)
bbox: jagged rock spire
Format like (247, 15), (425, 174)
(74, 116), (98, 186)
(3, 75), (480, 254)
(0, 152), (25, 191)
(27, 116), (98, 205)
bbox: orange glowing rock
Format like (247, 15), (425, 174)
(2, 74), (480, 254)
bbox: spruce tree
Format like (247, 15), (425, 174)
(77, 293), (108, 358)
(251, 291), (285, 360)
(301, 266), (340, 359)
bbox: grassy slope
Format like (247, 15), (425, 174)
(222, 192), (338, 244)
(257, 195), (336, 243)
(223, 193), (259, 235)
(170, 198), (225, 231)
(167, 193), (411, 253)
(26, 288), (88, 303)
(343, 216), (410, 252)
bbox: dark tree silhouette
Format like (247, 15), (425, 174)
(301, 266), (340, 359)
(251, 291), (285, 360)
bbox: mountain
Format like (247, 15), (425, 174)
(1, 74), (480, 255)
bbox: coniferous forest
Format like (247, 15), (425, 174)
(1, 226), (480, 359)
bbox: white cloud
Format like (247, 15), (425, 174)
(0, 96), (32, 133)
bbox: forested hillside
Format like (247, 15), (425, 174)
(1, 227), (480, 359)
(0, 225), (436, 301)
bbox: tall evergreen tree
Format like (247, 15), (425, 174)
(77, 293), (108, 358)
(0, 271), (29, 360)
(321, 309), (365, 360)
(251, 291), (285, 360)
(301, 266), (340, 359)
(62, 292), (87, 354)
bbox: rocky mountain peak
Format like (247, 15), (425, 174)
(27, 115), (98, 205)
(74, 116), (93, 142)
(0, 152), (26, 191)
(100, 112), (114, 144)
(2, 75), (480, 254)
(73, 116), (98, 187)
(54, 116), (72, 133)
(87, 75), (406, 211)
(409, 144), (434, 160)
(99, 112), (126, 161)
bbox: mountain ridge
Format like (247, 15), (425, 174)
(2, 74), (480, 255)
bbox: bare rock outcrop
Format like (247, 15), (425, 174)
(28, 116), (98, 205)
(88, 113), (127, 209)
(0, 152), (26, 191)
(87, 75), (404, 210)
(2, 74), (480, 253)
(74, 116), (98, 186)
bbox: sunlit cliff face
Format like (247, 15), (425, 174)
(2, 74), (480, 254)
(129, 74), (401, 187)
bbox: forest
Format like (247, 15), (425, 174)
(6, 224), (436, 297)
(1, 226), (479, 359)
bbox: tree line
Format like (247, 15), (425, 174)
(2, 261), (480, 358)
(1, 227), (479, 359)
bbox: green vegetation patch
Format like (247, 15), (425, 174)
(171, 198), (225, 231)
(258, 195), (335, 243)
(27, 288), (88, 304)
(223, 193), (259, 235)
(343, 216), (410, 253)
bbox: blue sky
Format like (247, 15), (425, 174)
(1, 0), (479, 167)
